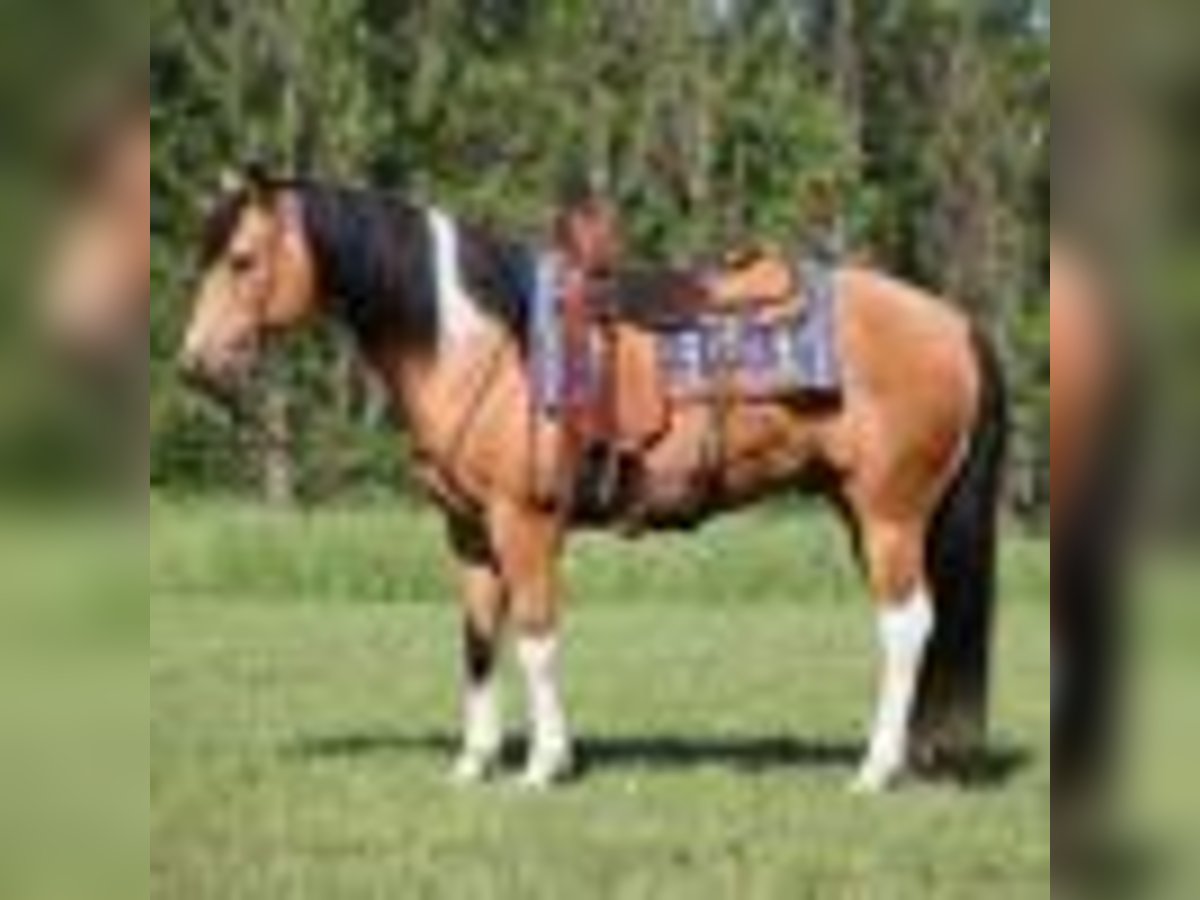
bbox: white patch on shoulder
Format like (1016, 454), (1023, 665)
(427, 207), (487, 347)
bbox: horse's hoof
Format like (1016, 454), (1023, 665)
(450, 752), (498, 786)
(517, 752), (575, 790)
(850, 761), (902, 795)
(849, 772), (889, 795)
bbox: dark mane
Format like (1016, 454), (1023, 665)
(200, 177), (532, 351)
(296, 183), (439, 349)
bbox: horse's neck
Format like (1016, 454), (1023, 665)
(361, 339), (462, 455)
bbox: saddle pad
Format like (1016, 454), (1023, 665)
(527, 252), (570, 413)
(659, 260), (841, 400)
(527, 255), (841, 418)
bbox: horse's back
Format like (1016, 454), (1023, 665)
(837, 267), (976, 351)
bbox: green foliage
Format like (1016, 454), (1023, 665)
(152, 501), (1049, 607)
(1009, 292), (1050, 517)
(150, 0), (1049, 510)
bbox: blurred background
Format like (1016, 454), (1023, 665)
(143, 0), (1051, 511)
(1, 0), (1199, 898)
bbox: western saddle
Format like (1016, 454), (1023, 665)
(544, 197), (821, 521)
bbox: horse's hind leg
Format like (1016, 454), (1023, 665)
(488, 500), (574, 788)
(852, 516), (934, 793)
(447, 516), (508, 784)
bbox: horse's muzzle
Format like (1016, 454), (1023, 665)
(177, 352), (242, 411)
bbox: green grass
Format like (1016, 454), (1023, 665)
(152, 502), (1052, 899)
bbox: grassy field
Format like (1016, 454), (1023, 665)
(150, 502), (1053, 899)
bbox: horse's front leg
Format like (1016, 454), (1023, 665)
(447, 516), (508, 784)
(489, 500), (575, 788)
(853, 518), (935, 793)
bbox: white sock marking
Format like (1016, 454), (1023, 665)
(464, 676), (501, 757)
(856, 590), (935, 791)
(453, 675), (502, 784)
(515, 632), (573, 785)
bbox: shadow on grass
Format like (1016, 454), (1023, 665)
(282, 730), (1033, 788)
(579, 734), (865, 774)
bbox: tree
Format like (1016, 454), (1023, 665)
(149, 0), (1051, 515)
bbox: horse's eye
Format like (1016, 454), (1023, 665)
(227, 252), (256, 275)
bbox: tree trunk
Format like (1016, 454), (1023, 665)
(260, 380), (296, 506)
(831, 0), (863, 173)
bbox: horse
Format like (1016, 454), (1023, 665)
(43, 78), (150, 369)
(179, 168), (1007, 792)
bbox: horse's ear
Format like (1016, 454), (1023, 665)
(242, 161), (278, 203)
(217, 167), (244, 197)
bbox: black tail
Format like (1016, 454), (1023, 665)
(913, 327), (1009, 767)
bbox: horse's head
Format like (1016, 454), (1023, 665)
(45, 86), (150, 368)
(179, 167), (319, 397)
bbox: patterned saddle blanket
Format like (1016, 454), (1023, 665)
(658, 262), (841, 400)
(525, 252), (842, 451)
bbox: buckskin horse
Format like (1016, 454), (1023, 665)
(179, 169), (1007, 792)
